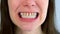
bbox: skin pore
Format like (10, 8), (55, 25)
(8, 0), (49, 34)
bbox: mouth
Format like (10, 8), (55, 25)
(18, 12), (39, 18)
(18, 12), (39, 22)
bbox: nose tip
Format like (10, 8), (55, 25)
(23, 0), (36, 7)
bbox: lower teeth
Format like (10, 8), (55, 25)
(21, 15), (36, 18)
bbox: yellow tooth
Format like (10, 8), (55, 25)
(22, 13), (24, 16)
(32, 13), (34, 16)
(32, 13), (36, 16)
(24, 13), (27, 16)
(32, 13), (33, 16)
(24, 13), (29, 16)
(21, 12), (37, 18)
(21, 12), (36, 16)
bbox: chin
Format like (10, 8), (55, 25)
(20, 26), (36, 31)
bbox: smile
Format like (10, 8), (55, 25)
(18, 12), (39, 22)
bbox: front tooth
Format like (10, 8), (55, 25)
(26, 13), (28, 16)
(30, 13), (32, 16)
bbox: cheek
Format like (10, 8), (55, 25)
(36, 0), (49, 23)
(36, 0), (49, 11)
(36, 1), (48, 19)
(8, 0), (21, 11)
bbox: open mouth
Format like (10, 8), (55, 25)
(18, 12), (39, 22)
(18, 12), (39, 19)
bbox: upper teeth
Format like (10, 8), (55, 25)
(20, 12), (37, 18)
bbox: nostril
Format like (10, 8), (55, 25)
(32, 5), (35, 6)
(23, 4), (35, 7)
(22, 1), (36, 7)
(24, 5), (28, 6)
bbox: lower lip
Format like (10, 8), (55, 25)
(19, 18), (37, 22)
(18, 12), (39, 22)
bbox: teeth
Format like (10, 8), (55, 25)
(20, 12), (37, 18)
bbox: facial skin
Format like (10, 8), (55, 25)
(8, 0), (49, 31)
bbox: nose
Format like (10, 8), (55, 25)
(22, 0), (36, 7)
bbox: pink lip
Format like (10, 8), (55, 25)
(18, 12), (39, 22)
(20, 18), (37, 22)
